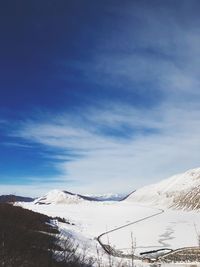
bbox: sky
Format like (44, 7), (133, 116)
(1, 0), (200, 196)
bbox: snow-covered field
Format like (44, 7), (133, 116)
(21, 200), (158, 239)
(20, 198), (200, 258)
(100, 206), (200, 255)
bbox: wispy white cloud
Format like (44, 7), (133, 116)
(9, 98), (200, 195)
(2, 1), (200, 196)
(66, 2), (200, 103)
(2, 142), (33, 148)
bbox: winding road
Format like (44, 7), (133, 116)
(97, 207), (164, 258)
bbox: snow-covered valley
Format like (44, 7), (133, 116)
(18, 167), (200, 266)
(21, 199), (200, 257)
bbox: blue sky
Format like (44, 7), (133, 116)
(1, 0), (200, 196)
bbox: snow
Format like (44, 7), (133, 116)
(100, 208), (200, 255)
(34, 189), (85, 204)
(17, 167), (200, 266)
(86, 193), (127, 201)
(126, 167), (200, 208)
(20, 199), (200, 259)
(21, 201), (157, 237)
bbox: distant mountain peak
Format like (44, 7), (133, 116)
(34, 190), (83, 205)
(34, 189), (99, 205)
(86, 192), (128, 201)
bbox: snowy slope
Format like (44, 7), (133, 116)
(173, 184), (200, 210)
(126, 167), (200, 209)
(34, 189), (92, 205)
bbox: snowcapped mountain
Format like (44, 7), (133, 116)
(126, 167), (200, 210)
(86, 193), (128, 201)
(33, 167), (200, 209)
(34, 190), (128, 205)
(34, 189), (97, 205)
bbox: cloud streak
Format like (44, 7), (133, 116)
(11, 98), (200, 194)
(2, 1), (200, 195)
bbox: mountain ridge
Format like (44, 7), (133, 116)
(34, 189), (101, 205)
(126, 167), (200, 210)
(0, 194), (35, 203)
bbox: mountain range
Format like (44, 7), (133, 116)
(1, 167), (200, 211)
